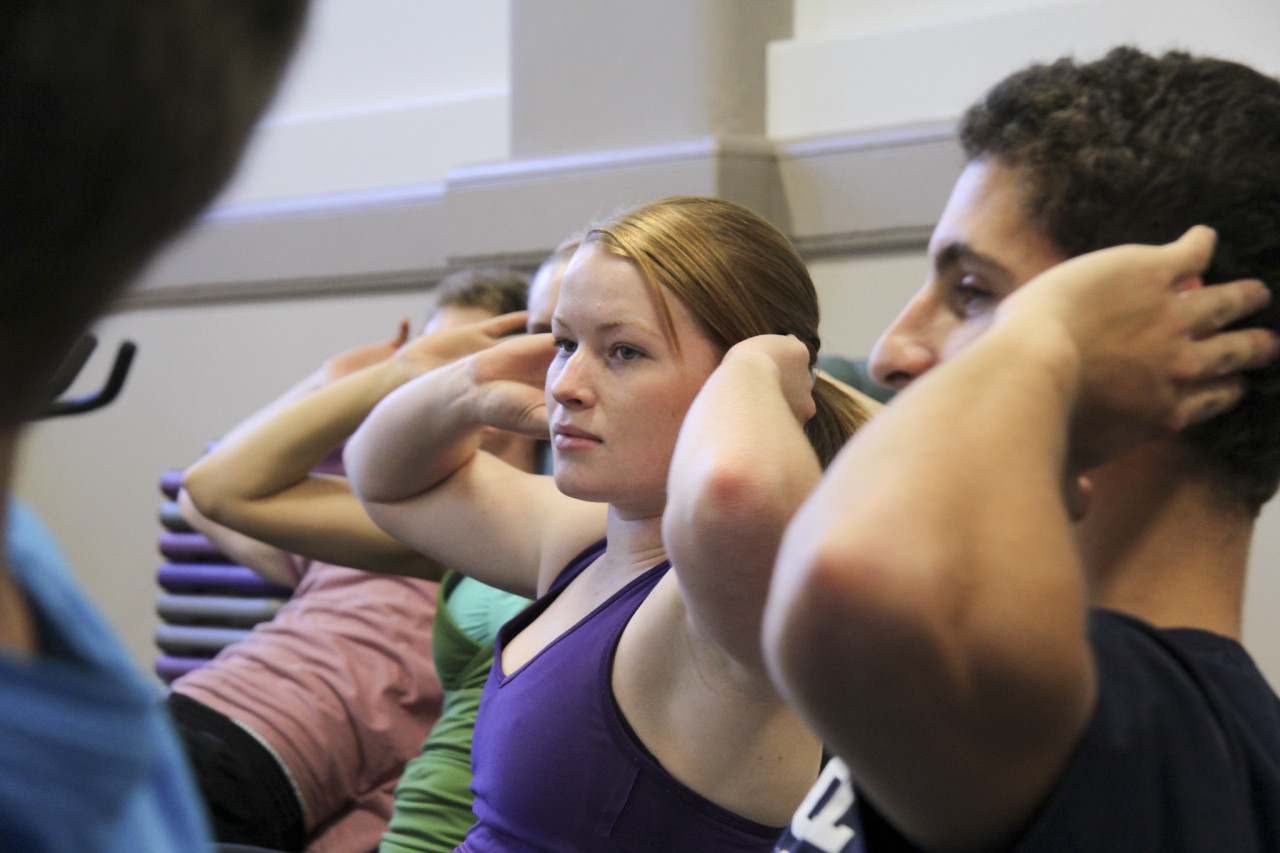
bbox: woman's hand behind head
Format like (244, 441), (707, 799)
(469, 332), (558, 438)
(394, 311), (530, 380)
(725, 335), (817, 426)
(320, 319), (411, 383)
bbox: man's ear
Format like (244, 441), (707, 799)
(1065, 473), (1093, 522)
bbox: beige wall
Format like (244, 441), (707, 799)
(216, 0), (511, 204)
(15, 293), (434, 667)
(16, 0), (1280, 684)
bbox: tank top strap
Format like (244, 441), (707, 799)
(545, 538), (608, 595)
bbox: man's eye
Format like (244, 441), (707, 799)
(953, 275), (994, 315)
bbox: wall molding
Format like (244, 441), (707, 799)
(119, 123), (962, 310)
(776, 121), (961, 258)
(444, 135), (788, 265)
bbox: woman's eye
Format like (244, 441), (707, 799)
(612, 345), (642, 362)
(554, 337), (577, 355)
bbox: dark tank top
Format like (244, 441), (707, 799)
(458, 539), (784, 852)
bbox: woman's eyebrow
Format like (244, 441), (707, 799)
(555, 315), (663, 339)
(598, 317), (662, 337)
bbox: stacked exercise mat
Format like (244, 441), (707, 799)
(154, 469), (292, 682)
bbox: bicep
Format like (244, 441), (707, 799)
(767, 504), (1096, 851)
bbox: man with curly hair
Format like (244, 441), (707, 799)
(770, 47), (1280, 852)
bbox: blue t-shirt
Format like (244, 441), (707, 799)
(776, 609), (1280, 852)
(0, 500), (211, 852)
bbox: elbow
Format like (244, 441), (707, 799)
(764, 521), (938, 710)
(180, 456), (257, 530)
(343, 424), (383, 504)
(679, 454), (803, 539)
(180, 462), (229, 526)
(763, 534), (854, 699)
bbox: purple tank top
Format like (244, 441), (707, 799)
(458, 539), (783, 852)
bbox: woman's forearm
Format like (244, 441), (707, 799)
(345, 357), (487, 506)
(666, 338), (822, 675)
(183, 358), (408, 524)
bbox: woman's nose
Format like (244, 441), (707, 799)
(548, 350), (594, 408)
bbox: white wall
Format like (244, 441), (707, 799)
(773, 0), (1280, 139)
(215, 0), (510, 206)
(15, 0), (1280, 684)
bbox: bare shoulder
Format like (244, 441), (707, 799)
(532, 494), (609, 595)
(616, 573), (820, 826)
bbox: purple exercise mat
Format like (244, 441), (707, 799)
(156, 592), (284, 627)
(158, 500), (194, 533)
(155, 653), (211, 683)
(155, 623), (252, 655)
(158, 531), (226, 562)
(159, 468), (183, 499)
(157, 562), (293, 597)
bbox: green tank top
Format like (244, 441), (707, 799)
(379, 572), (530, 853)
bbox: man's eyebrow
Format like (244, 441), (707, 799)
(934, 241), (1011, 281)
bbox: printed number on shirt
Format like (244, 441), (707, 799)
(787, 758), (858, 852)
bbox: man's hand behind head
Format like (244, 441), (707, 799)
(995, 226), (1279, 470)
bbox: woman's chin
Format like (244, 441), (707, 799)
(553, 473), (603, 503)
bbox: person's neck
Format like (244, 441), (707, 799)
(1077, 442), (1252, 639)
(0, 428), (38, 655)
(598, 503), (668, 583)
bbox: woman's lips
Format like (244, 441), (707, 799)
(552, 423), (601, 451)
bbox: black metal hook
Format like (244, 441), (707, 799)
(38, 337), (137, 419)
(44, 334), (99, 401)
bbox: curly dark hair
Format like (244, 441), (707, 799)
(961, 46), (1280, 515)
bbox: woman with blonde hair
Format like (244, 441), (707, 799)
(346, 196), (873, 852)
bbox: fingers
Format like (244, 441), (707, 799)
(1180, 277), (1272, 337)
(477, 311), (530, 338)
(1163, 225), (1218, 283)
(1171, 376), (1247, 430)
(492, 329), (557, 358)
(1181, 327), (1280, 381)
(476, 333), (558, 385)
(392, 318), (410, 348)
